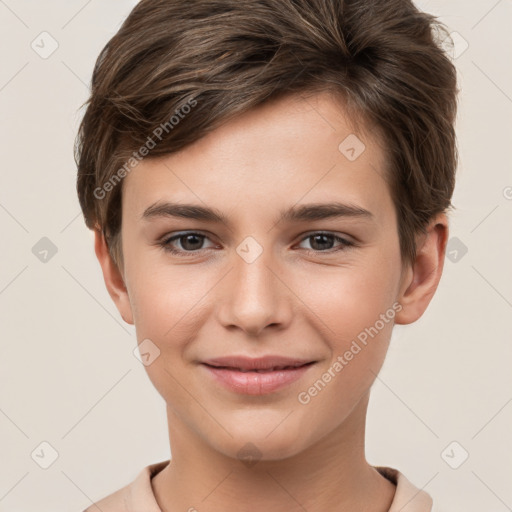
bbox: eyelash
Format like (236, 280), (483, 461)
(158, 231), (355, 257)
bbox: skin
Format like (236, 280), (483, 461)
(94, 91), (448, 511)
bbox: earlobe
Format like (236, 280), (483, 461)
(395, 214), (449, 325)
(93, 229), (134, 325)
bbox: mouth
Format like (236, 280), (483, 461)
(200, 358), (317, 395)
(202, 362), (315, 372)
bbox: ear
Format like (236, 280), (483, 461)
(93, 229), (134, 325)
(395, 213), (449, 325)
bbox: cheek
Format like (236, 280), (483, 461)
(295, 294), (395, 440)
(126, 253), (212, 339)
(126, 267), (206, 404)
(292, 250), (400, 396)
(295, 258), (400, 342)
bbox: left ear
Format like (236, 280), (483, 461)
(395, 213), (449, 325)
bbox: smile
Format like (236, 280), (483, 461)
(201, 361), (316, 395)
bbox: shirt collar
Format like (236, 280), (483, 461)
(126, 460), (433, 512)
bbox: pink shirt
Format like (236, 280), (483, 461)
(82, 460), (436, 511)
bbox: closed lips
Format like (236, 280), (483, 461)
(203, 362), (315, 373)
(201, 357), (317, 395)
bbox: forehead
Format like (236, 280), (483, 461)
(122, 91), (391, 221)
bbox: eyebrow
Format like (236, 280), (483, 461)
(141, 201), (373, 225)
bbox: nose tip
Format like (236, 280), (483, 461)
(216, 252), (292, 336)
(234, 318), (279, 337)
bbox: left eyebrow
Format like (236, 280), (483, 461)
(279, 202), (373, 223)
(140, 200), (373, 226)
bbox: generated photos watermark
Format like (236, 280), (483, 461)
(93, 96), (198, 200)
(297, 301), (403, 405)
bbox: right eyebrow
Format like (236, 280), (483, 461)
(141, 202), (229, 224)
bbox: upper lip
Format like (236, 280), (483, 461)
(202, 355), (316, 371)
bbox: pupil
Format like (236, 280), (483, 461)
(311, 234), (332, 251)
(182, 234), (202, 250)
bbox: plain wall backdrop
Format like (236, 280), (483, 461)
(0, 1), (511, 510)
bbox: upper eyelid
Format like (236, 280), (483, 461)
(163, 230), (216, 243)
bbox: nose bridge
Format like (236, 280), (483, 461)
(217, 238), (291, 335)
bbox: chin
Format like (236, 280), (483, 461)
(207, 418), (314, 464)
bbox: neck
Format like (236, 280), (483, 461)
(152, 392), (396, 512)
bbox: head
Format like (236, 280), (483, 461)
(76, 0), (458, 462)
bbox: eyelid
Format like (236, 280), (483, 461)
(160, 230), (218, 249)
(294, 231), (355, 252)
(161, 229), (211, 241)
(296, 230), (355, 245)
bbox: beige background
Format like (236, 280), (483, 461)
(0, 0), (511, 510)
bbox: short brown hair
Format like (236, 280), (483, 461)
(75, 0), (459, 270)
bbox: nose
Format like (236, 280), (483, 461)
(216, 247), (293, 337)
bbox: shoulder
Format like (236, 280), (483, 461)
(374, 466), (434, 512)
(82, 483), (131, 512)
(81, 460), (170, 512)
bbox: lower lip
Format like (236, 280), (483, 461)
(201, 363), (315, 395)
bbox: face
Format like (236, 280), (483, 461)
(103, 92), (428, 462)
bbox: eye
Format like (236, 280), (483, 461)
(159, 232), (216, 256)
(158, 230), (356, 257)
(297, 232), (354, 253)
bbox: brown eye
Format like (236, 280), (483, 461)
(309, 234), (335, 251)
(176, 233), (205, 251)
(160, 232), (215, 255)
(298, 232), (354, 253)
